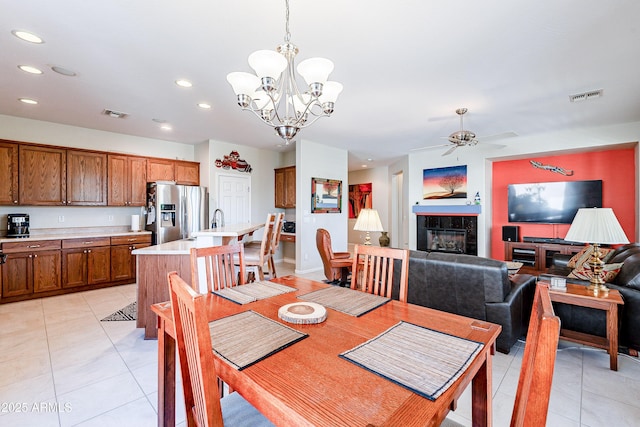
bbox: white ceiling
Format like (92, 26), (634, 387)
(2, 0), (639, 170)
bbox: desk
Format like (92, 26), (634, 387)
(547, 282), (624, 371)
(151, 276), (501, 427)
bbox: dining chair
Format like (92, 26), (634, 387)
(168, 272), (274, 427)
(190, 243), (246, 294)
(441, 283), (560, 427)
(241, 213), (278, 281)
(316, 228), (352, 284)
(350, 244), (409, 302)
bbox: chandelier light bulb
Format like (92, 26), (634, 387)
(296, 57), (334, 86)
(248, 50), (288, 79)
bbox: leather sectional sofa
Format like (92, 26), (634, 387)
(541, 243), (640, 352)
(392, 250), (537, 353)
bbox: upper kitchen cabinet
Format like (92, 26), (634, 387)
(175, 160), (199, 185)
(0, 140), (19, 205)
(19, 145), (67, 205)
(147, 157), (175, 182)
(275, 166), (296, 208)
(108, 154), (147, 206)
(66, 150), (107, 205)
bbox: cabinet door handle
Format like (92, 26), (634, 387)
(87, 249), (92, 253)
(83, 250), (88, 254)
(33, 254), (38, 258)
(28, 254), (33, 258)
(13, 200), (18, 204)
(27, 245), (41, 248)
(83, 241), (94, 245)
(127, 238), (136, 242)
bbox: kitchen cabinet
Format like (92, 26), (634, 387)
(275, 166), (296, 208)
(0, 140), (19, 205)
(108, 154), (147, 206)
(67, 150), (107, 206)
(147, 157), (175, 182)
(19, 145), (66, 205)
(62, 237), (111, 288)
(175, 160), (199, 185)
(1, 240), (62, 298)
(110, 234), (152, 282)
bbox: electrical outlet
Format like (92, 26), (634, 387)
(108, 215), (114, 222)
(58, 215), (65, 223)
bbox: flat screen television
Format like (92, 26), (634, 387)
(508, 180), (602, 224)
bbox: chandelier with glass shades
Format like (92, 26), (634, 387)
(226, 0), (343, 145)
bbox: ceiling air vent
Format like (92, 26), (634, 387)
(102, 109), (128, 119)
(569, 89), (603, 103)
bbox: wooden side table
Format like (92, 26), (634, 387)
(545, 282), (624, 370)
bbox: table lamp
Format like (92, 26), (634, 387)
(354, 208), (383, 245)
(564, 207), (629, 293)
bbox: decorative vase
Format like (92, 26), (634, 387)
(379, 231), (390, 247)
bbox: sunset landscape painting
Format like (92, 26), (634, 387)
(423, 165), (468, 199)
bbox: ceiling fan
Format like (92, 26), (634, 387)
(413, 108), (515, 156)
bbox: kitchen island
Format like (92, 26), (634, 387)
(133, 222), (264, 338)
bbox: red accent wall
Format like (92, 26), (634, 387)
(491, 148), (636, 260)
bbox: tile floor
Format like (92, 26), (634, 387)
(1, 263), (640, 426)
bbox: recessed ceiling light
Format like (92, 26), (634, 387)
(367, 158), (373, 162)
(175, 79), (193, 88)
(51, 66), (77, 77)
(12, 30), (44, 44)
(160, 124), (172, 131)
(19, 98), (38, 105)
(361, 164), (368, 168)
(18, 65), (43, 74)
(102, 109), (128, 118)
(197, 103), (211, 109)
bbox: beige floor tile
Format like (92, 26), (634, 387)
(0, 398), (62, 427)
(52, 348), (130, 395)
(0, 352), (52, 388)
(0, 372), (56, 404)
(72, 397), (157, 427)
(57, 371), (144, 427)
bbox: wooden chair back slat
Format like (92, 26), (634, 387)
(351, 245), (409, 302)
(190, 243), (245, 293)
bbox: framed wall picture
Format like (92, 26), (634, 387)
(311, 178), (342, 213)
(423, 165), (468, 199)
(348, 182), (372, 218)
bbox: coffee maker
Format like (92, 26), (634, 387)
(7, 214), (29, 238)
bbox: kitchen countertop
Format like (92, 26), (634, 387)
(0, 229), (151, 244)
(192, 222), (265, 238)
(132, 238), (195, 256)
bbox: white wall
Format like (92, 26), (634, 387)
(296, 139), (348, 274)
(408, 121), (640, 256)
(0, 114), (197, 231)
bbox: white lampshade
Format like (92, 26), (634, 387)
(250, 91), (272, 110)
(296, 57), (334, 85)
(354, 208), (383, 232)
(290, 93), (311, 114)
(226, 72), (260, 96)
(319, 81), (343, 104)
(248, 50), (287, 79)
(565, 208), (629, 244)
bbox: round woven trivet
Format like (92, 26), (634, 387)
(278, 302), (327, 325)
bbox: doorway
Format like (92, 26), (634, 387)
(217, 174), (251, 224)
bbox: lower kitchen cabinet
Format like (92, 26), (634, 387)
(62, 237), (111, 288)
(110, 235), (152, 282)
(1, 240), (62, 298)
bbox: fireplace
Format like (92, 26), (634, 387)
(417, 215), (477, 255)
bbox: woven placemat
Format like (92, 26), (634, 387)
(298, 286), (389, 317)
(213, 280), (297, 305)
(340, 321), (484, 400)
(209, 310), (307, 370)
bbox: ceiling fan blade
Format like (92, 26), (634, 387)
(410, 143), (452, 152)
(442, 145), (458, 156)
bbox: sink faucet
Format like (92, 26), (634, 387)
(212, 209), (225, 228)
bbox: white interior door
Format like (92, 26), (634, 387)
(218, 174), (251, 224)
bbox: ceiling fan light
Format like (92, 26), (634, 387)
(297, 57), (334, 86)
(248, 50), (287, 79)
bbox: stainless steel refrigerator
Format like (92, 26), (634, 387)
(145, 182), (208, 245)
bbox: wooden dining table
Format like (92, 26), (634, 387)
(151, 275), (501, 427)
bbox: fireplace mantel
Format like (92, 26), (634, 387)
(412, 205), (481, 215)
